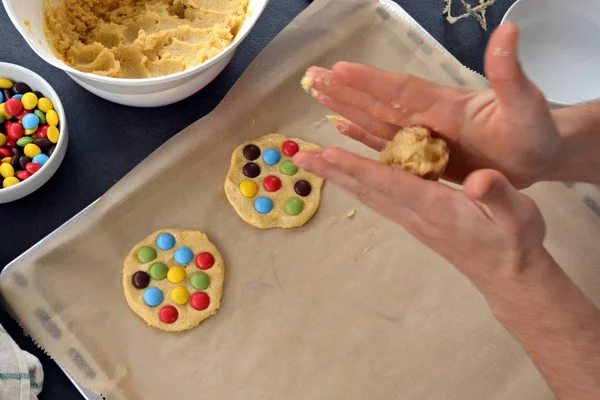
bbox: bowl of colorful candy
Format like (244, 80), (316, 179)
(0, 62), (68, 204)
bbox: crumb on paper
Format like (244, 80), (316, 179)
(301, 76), (313, 93)
(24, 19), (31, 30)
(346, 210), (356, 219)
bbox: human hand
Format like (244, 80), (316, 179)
(293, 144), (546, 287)
(300, 22), (560, 188)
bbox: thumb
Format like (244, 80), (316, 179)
(464, 170), (542, 237)
(484, 22), (546, 110)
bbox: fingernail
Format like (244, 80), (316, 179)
(300, 76), (313, 93)
(492, 47), (510, 57)
(293, 154), (310, 169)
(326, 115), (340, 124)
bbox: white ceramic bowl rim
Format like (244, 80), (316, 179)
(2, 0), (268, 86)
(0, 62), (67, 197)
(502, 0), (600, 107)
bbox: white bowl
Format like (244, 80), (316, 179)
(0, 62), (68, 204)
(2, 0), (269, 108)
(502, 0), (600, 107)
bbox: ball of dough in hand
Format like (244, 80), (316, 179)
(379, 126), (449, 181)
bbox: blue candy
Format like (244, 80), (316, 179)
(254, 196), (273, 214)
(12, 94), (22, 100)
(22, 113), (39, 130)
(174, 247), (193, 265)
(156, 232), (175, 250)
(143, 287), (163, 307)
(262, 148), (280, 165)
(0, 92), (3, 103)
(32, 154), (49, 166)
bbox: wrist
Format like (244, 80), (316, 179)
(543, 102), (600, 184)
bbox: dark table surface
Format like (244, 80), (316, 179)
(0, 1), (515, 398)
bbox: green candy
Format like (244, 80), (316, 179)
(0, 114), (4, 124)
(279, 160), (299, 176)
(34, 109), (46, 125)
(190, 272), (210, 290)
(17, 136), (34, 147)
(137, 246), (157, 263)
(149, 262), (168, 280)
(284, 197), (303, 215)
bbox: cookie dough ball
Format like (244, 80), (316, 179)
(380, 126), (449, 181)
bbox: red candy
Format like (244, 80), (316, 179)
(16, 171), (31, 181)
(190, 292), (210, 311)
(6, 139), (16, 148)
(263, 175), (281, 192)
(17, 110), (31, 120)
(25, 163), (41, 174)
(7, 123), (24, 141)
(282, 140), (300, 156)
(4, 98), (23, 117)
(0, 147), (11, 158)
(195, 252), (215, 270)
(159, 305), (178, 323)
(36, 125), (49, 139)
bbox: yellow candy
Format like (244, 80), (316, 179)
(25, 128), (37, 136)
(167, 266), (186, 284)
(239, 180), (258, 198)
(0, 103), (9, 120)
(46, 109), (59, 126)
(170, 286), (190, 305)
(0, 163), (15, 178)
(2, 157), (11, 164)
(3, 176), (19, 188)
(37, 98), (53, 113)
(0, 79), (13, 89)
(0, 133), (5, 147)
(21, 92), (38, 110)
(47, 126), (60, 143)
(24, 143), (41, 159)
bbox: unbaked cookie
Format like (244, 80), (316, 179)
(224, 133), (325, 229)
(380, 126), (449, 181)
(123, 229), (224, 332)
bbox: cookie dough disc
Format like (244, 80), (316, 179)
(123, 229), (225, 332)
(225, 133), (325, 229)
(380, 126), (449, 181)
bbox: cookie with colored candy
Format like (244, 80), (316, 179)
(122, 229), (225, 332)
(225, 133), (325, 229)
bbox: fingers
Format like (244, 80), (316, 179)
(484, 22), (546, 110)
(310, 89), (400, 140)
(303, 63), (470, 136)
(294, 147), (431, 214)
(306, 66), (417, 126)
(326, 115), (388, 151)
(463, 169), (544, 240)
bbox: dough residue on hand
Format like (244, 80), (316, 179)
(43, 0), (249, 79)
(380, 126), (449, 181)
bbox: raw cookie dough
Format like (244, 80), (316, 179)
(225, 133), (325, 229)
(380, 126), (449, 181)
(123, 229), (225, 332)
(43, 0), (249, 78)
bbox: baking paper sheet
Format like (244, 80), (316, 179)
(2, 0), (600, 398)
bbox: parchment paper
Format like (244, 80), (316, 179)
(2, 0), (600, 399)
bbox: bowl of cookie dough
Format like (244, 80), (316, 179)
(2, 0), (269, 107)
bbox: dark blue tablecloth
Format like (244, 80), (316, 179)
(0, 1), (514, 398)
